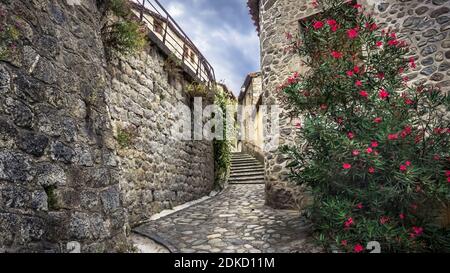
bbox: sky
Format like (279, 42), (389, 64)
(159, 0), (260, 96)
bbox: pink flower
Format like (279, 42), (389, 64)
(379, 89), (389, 100)
(445, 171), (450, 177)
(346, 70), (354, 77)
(355, 80), (363, 87)
(376, 41), (383, 47)
(400, 165), (407, 172)
(405, 161), (411, 167)
(368, 167), (375, 174)
(341, 240), (348, 246)
(353, 4), (363, 9)
(330, 24), (339, 32)
(343, 163), (352, 170)
(371, 141), (379, 148)
(313, 21), (324, 30)
(354, 244), (364, 253)
(377, 72), (385, 79)
(388, 39), (399, 46)
(331, 51), (343, 59)
(352, 150), (360, 156)
(409, 57), (416, 69)
(359, 90), (368, 98)
(347, 28), (359, 39)
(374, 117), (382, 124)
(388, 133), (399, 140)
(366, 147), (373, 154)
(347, 132), (355, 139)
(399, 213), (405, 220)
(447, 177), (450, 183)
(412, 226), (424, 237)
(404, 98), (414, 105)
(295, 122), (302, 129)
(344, 217), (354, 228)
(353, 66), (360, 74)
(380, 216), (390, 225)
(356, 203), (363, 209)
(327, 19), (337, 27)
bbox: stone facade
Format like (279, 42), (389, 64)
(248, 0), (450, 210)
(252, 0), (319, 210)
(238, 72), (265, 163)
(107, 47), (214, 226)
(0, 0), (215, 252)
(0, 0), (128, 252)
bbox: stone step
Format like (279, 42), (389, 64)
(231, 170), (265, 176)
(231, 168), (265, 174)
(231, 158), (260, 163)
(229, 175), (265, 182)
(231, 160), (262, 166)
(229, 179), (265, 185)
(230, 172), (264, 179)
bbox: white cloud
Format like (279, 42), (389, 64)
(162, 0), (260, 95)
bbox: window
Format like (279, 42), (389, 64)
(190, 51), (196, 63)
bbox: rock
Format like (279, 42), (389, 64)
(430, 7), (450, 18)
(420, 66), (438, 76)
(443, 40), (450, 48)
(377, 3), (390, 12)
(429, 33), (446, 43)
(432, 0), (449, 5)
(439, 62), (450, 71)
(415, 6), (429, 15)
(36, 163), (67, 187)
(445, 51), (450, 59)
(421, 57), (434, 66)
(431, 73), (445, 81)
(0, 151), (34, 183)
(5, 99), (34, 128)
(50, 141), (75, 164)
(421, 45), (438, 56)
(100, 186), (121, 213)
(18, 131), (49, 157)
(0, 66), (10, 92)
(437, 16), (450, 24)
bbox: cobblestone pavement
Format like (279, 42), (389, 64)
(134, 184), (322, 253)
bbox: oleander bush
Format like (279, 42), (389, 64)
(278, 0), (450, 252)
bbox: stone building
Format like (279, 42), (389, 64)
(238, 72), (265, 163)
(0, 0), (215, 252)
(247, 0), (450, 209)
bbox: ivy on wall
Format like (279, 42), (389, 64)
(213, 87), (234, 190)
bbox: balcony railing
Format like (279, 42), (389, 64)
(130, 0), (216, 84)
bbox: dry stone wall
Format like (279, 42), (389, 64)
(0, 0), (214, 252)
(0, 0), (128, 252)
(107, 47), (214, 226)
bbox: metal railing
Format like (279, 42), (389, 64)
(130, 0), (216, 84)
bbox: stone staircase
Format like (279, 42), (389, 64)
(229, 153), (265, 185)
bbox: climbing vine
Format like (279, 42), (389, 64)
(278, 0), (450, 252)
(213, 87), (234, 189)
(98, 0), (147, 55)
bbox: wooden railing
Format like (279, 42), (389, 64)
(131, 0), (215, 84)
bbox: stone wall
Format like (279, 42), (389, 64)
(107, 46), (214, 226)
(367, 0), (450, 94)
(0, 0), (215, 252)
(0, 0), (128, 252)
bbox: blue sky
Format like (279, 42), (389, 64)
(161, 0), (260, 95)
